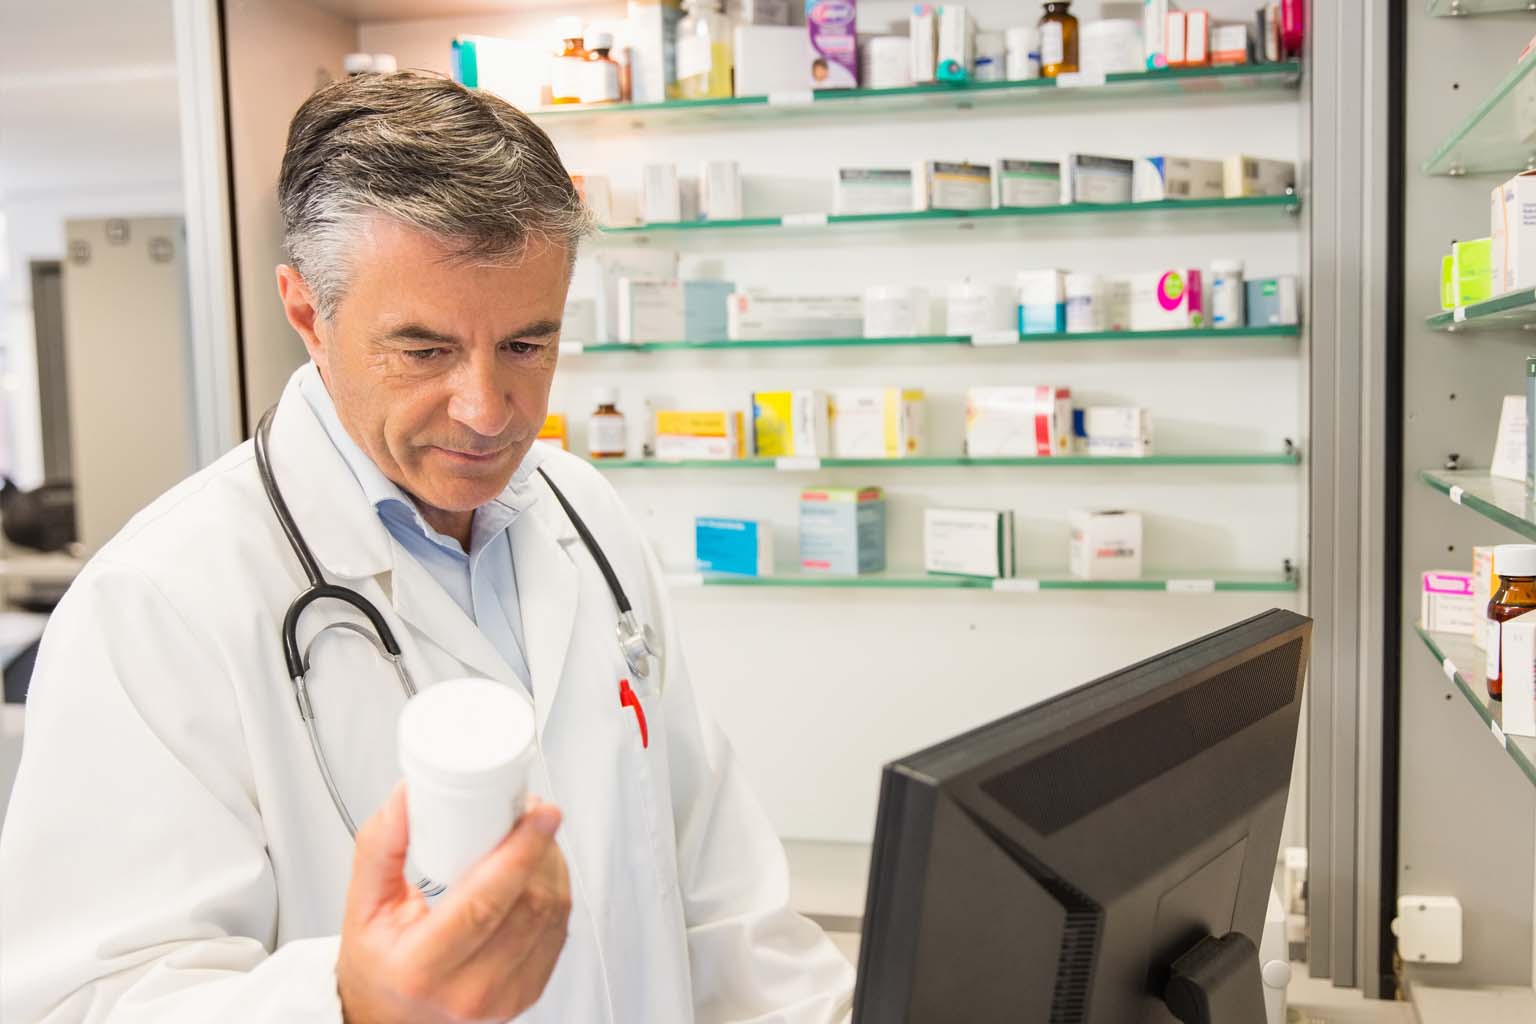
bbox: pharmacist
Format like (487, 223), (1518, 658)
(0, 72), (854, 1024)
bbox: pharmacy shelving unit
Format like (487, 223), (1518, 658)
(1399, 1), (1536, 1014)
(665, 570), (1299, 592)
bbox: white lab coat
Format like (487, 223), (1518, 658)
(0, 368), (855, 1023)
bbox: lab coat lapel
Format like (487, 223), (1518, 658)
(511, 492), (580, 737)
(387, 550), (523, 691)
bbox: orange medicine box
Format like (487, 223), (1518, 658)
(538, 413), (569, 450)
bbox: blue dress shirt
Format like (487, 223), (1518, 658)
(298, 363), (533, 689)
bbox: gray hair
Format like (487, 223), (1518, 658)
(277, 71), (593, 319)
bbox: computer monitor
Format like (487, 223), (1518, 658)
(854, 609), (1310, 1024)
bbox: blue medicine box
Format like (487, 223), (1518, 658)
(684, 280), (735, 342)
(696, 517), (773, 576)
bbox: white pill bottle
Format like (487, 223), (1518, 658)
(398, 678), (537, 888)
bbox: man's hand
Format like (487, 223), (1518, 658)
(337, 783), (571, 1023)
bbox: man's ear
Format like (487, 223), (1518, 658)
(275, 264), (327, 365)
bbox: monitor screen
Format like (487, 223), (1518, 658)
(854, 609), (1310, 1023)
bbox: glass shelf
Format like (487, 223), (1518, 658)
(595, 452), (1301, 470)
(1413, 626), (1536, 787)
(1425, 288), (1536, 331)
(598, 195), (1299, 242)
(1427, 0), (1536, 15)
(1421, 469), (1536, 541)
(531, 62), (1303, 129)
(665, 571), (1298, 592)
(1423, 47), (1536, 175)
(565, 325), (1302, 356)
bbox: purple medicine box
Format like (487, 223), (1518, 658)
(807, 0), (858, 90)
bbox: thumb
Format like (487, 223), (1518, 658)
(347, 781), (412, 920)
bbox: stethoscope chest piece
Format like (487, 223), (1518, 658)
(617, 610), (661, 681)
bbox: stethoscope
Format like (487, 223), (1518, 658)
(254, 407), (661, 892)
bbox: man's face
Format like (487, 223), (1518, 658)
(279, 216), (570, 516)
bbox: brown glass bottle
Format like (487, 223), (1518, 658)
(1039, 1), (1080, 78)
(1486, 544), (1536, 701)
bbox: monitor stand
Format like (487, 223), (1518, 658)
(1162, 932), (1268, 1024)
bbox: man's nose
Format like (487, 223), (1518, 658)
(445, 359), (514, 441)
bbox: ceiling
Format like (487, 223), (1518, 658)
(300, 0), (559, 21)
(0, 0), (182, 198)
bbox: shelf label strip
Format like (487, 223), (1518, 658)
(971, 330), (1022, 347)
(768, 89), (815, 107)
(1054, 71), (1107, 89)
(667, 573), (706, 588)
(1448, 485), (1465, 505)
(775, 456), (823, 471)
(1443, 658), (1458, 682)
(781, 212), (829, 227)
(1167, 579), (1216, 593)
(1492, 720), (1507, 750)
(559, 341), (585, 356)
(992, 578), (1041, 592)
(1453, 306), (1468, 323)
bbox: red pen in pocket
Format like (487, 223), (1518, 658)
(619, 678), (648, 749)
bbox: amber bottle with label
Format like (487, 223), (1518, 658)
(1486, 544), (1536, 701)
(1038, 1), (1079, 78)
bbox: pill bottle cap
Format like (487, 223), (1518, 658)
(343, 53), (375, 74)
(555, 16), (585, 41)
(1211, 259), (1246, 274)
(594, 386), (621, 406)
(1497, 544), (1536, 577)
(398, 678), (536, 789)
(370, 53), (398, 73)
(585, 31), (614, 50)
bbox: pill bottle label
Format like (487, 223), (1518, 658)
(590, 415), (628, 457)
(1487, 618), (1501, 682)
(1041, 24), (1065, 67)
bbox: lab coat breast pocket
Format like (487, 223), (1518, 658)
(617, 674), (679, 898)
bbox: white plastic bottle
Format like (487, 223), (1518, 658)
(1210, 259), (1246, 329)
(398, 678), (537, 888)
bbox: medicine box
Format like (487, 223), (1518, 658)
(910, 5), (938, 83)
(920, 161), (992, 211)
(1133, 157), (1224, 202)
(995, 160), (1061, 208)
(1528, 357), (1536, 494)
(946, 283), (1015, 335)
(596, 250), (680, 343)
(627, 0), (683, 104)
(537, 413), (568, 451)
(729, 292), (863, 340)
(1420, 571), (1479, 636)
(1450, 238), (1493, 307)
(684, 280), (734, 341)
(617, 279), (684, 343)
(733, 25), (808, 96)
(829, 387), (926, 458)
(1501, 618), (1536, 738)
(1084, 407), (1153, 457)
(571, 174), (615, 226)
(1245, 276), (1299, 326)
(1131, 270), (1205, 330)
(1211, 23), (1248, 65)
(655, 410), (746, 460)
(1017, 270), (1067, 334)
(1070, 509), (1143, 581)
(696, 517), (774, 576)
(1064, 154), (1135, 204)
(1473, 546), (1497, 650)
(966, 386), (1073, 457)
(924, 508), (1015, 579)
(835, 167), (920, 215)
(1222, 155), (1295, 198)
(800, 487), (886, 575)
(752, 390), (831, 457)
(807, 0), (858, 90)
(642, 162), (682, 222)
(1492, 170), (1536, 293)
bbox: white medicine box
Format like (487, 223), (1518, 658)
(1492, 170), (1536, 293)
(1070, 509), (1143, 581)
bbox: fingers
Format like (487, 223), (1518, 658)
(345, 782), (412, 928)
(411, 803), (566, 976)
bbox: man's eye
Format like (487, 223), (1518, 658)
(504, 341), (542, 356)
(404, 348), (445, 362)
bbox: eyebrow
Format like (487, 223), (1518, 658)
(384, 319), (564, 345)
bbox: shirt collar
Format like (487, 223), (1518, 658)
(296, 361), (548, 555)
